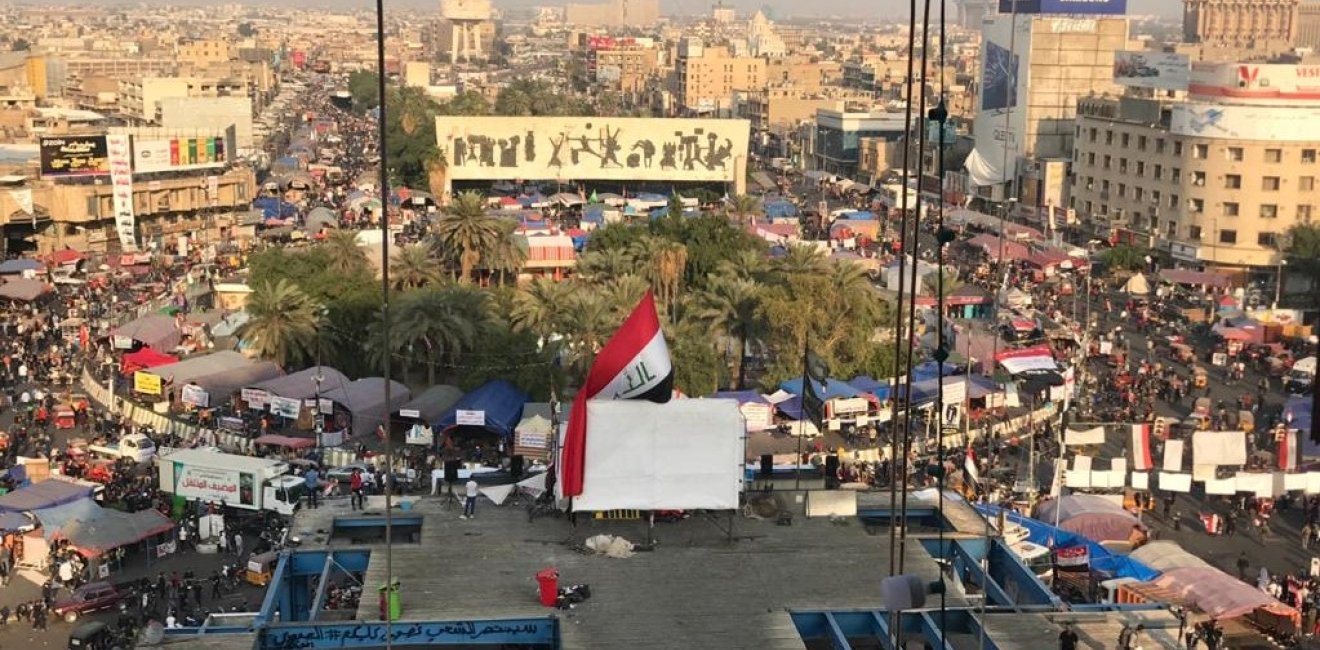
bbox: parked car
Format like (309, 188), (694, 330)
(51, 582), (127, 623)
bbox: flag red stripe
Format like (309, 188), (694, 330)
(560, 291), (664, 497)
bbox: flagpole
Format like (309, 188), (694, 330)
(796, 344), (808, 491)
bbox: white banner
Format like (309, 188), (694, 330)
(8, 188), (33, 216)
(180, 383), (209, 407)
(1067, 455), (1093, 488)
(106, 134), (137, 252)
(1193, 430), (1247, 466)
(1235, 472), (1283, 498)
(1131, 472), (1149, 490)
(173, 462), (242, 504)
(269, 396), (302, 419)
(1307, 473), (1320, 495)
(456, 409), (485, 426)
(406, 424), (434, 446)
(1162, 439), (1184, 472)
(1064, 426), (1105, 446)
(241, 388), (270, 408)
(1159, 472), (1192, 493)
(1205, 476), (1237, 495)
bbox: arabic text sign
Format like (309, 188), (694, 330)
(39, 136), (110, 177)
(456, 409), (485, 426)
(269, 396), (302, 419)
(133, 371), (163, 396)
(241, 388), (270, 408)
(435, 116), (750, 183)
(175, 463), (241, 504)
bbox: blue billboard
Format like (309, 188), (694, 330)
(998, 0), (1127, 14)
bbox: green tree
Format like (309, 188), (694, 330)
(1099, 244), (1149, 272)
(391, 242), (443, 290)
(921, 268), (964, 298)
(725, 194), (763, 227)
(441, 90), (491, 116)
(237, 279), (321, 368)
(347, 70), (380, 110)
(576, 247), (634, 283)
(237, 22), (256, 37)
(10, 38), (30, 51)
(510, 277), (573, 343)
(690, 276), (764, 389)
(559, 290), (617, 379)
(665, 318), (728, 397)
(1285, 222), (1320, 304)
(321, 229), (369, 275)
(434, 190), (501, 282)
(385, 86), (442, 192)
(370, 286), (488, 385)
(481, 219), (528, 285)
(774, 244), (829, 276)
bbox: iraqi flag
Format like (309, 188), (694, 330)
(1131, 424), (1153, 471)
(1279, 429), (1300, 472)
(964, 445), (980, 488)
(559, 290), (673, 497)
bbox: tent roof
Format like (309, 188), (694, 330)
(0, 511), (31, 532)
(1035, 494), (1142, 542)
(147, 351), (282, 401)
(321, 377), (412, 435)
(435, 379), (529, 439)
(397, 384), (464, 424)
(0, 479), (95, 513)
(58, 508), (175, 557)
(111, 314), (181, 351)
(710, 390), (770, 405)
(1123, 273), (1151, 295)
(975, 505), (1159, 582)
(0, 277), (50, 301)
(250, 365), (349, 400)
(1149, 566), (1288, 621)
(0, 259), (42, 274)
(120, 347), (179, 376)
(1160, 268), (1230, 289)
(253, 434), (315, 449)
(1127, 540), (1212, 572)
(31, 498), (101, 539)
(778, 377), (861, 400)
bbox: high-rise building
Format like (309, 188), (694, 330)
(1183, 0), (1299, 50)
(960, 0), (995, 29)
(712, 1), (736, 23)
(965, 14), (1129, 204)
(1298, 0), (1320, 49)
(675, 38), (765, 114)
(564, 0), (660, 27)
(440, 0), (494, 62)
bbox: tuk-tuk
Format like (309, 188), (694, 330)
(1193, 366), (1209, 389)
(68, 620), (120, 650)
(246, 551), (280, 586)
(1170, 343), (1194, 364)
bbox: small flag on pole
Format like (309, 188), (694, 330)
(1279, 428), (1299, 472)
(1131, 423), (1153, 471)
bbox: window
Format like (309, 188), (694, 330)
(1193, 171), (1207, 186)
(1133, 187), (1144, 201)
(1136, 161), (1145, 176)
(1189, 225), (1202, 240)
(1192, 144), (1207, 159)
(1085, 176), (1094, 190)
(1226, 147), (1244, 161)
(1223, 174), (1240, 189)
(1138, 135), (1148, 150)
(1265, 149), (1282, 163)
(1300, 205), (1314, 220)
(1089, 127), (1097, 142)
(1219, 229), (1237, 244)
(1103, 154), (1112, 170)
(1171, 168), (1181, 182)
(1087, 152), (1095, 165)
(1260, 204), (1278, 218)
(1152, 190), (1162, 204)
(1300, 176), (1314, 191)
(1173, 141), (1182, 155)
(1262, 176), (1281, 191)
(1258, 232), (1278, 248)
(1154, 163), (1163, 179)
(1084, 200), (1093, 214)
(1169, 194), (1179, 208)
(1223, 202), (1240, 216)
(1188, 198), (1203, 213)
(1166, 220), (1177, 237)
(1119, 158), (1128, 173)
(1303, 149), (1317, 164)
(1101, 180), (1111, 193)
(1118, 183), (1126, 197)
(1105, 130), (1114, 145)
(1121, 133), (1130, 147)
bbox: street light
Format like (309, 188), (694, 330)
(1275, 258), (1288, 308)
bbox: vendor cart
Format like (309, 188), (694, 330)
(245, 551), (279, 587)
(1170, 342), (1194, 364)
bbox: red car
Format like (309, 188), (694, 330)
(51, 582), (126, 622)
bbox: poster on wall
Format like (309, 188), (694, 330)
(39, 136), (109, 178)
(106, 134), (138, 252)
(180, 384), (210, 407)
(269, 396), (302, 419)
(133, 136), (228, 173)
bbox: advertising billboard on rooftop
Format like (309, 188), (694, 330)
(999, 0), (1127, 14)
(39, 136), (109, 178)
(1113, 51), (1190, 91)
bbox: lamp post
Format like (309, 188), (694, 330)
(1274, 258), (1288, 309)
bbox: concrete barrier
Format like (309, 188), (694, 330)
(805, 490), (858, 518)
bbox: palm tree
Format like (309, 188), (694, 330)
(603, 275), (650, 318)
(435, 190), (501, 282)
(559, 290), (616, 378)
(576, 247), (634, 283)
(691, 276), (764, 389)
(322, 229), (368, 274)
(921, 268), (965, 298)
(392, 242), (443, 290)
(627, 236), (687, 314)
(372, 286), (488, 385)
(774, 244), (829, 276)
(511, 277), (572, 344)
(716, 249), (772, 284)
(725, 194), (763, 227)
(236, 279), (321, 368)
(482, 219), (528, 285)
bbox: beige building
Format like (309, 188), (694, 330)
(565, 0), (660, 27)
(745, 88), (855, 134)
(676, 39), (766, 113)
(765, 56), (841, 93)
(1071, 95), (1319, 273)
(61, 58), (177, 81)
(1299, 0), (1320, 49)
(593, 46), (661, 94)
(1183, 0), (1299, 50)
(177, 39), (236, 66)
(119, 77), (249, 124)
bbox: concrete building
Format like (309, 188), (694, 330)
(712, 1), (736, 23)
(160, 96), (255, 152)
(439, 0), (494, 62)
(177, 39), (236, 66)
(564, 0), (660, 27)
(965, 14), (1128, 204)
(1070, 64), (1320, 276)
(765, 56), (841, 93)
(592, 44), (661, 94)
(1183, 0), (1299, 51)
(676, 38), (766, 114)
(747, 11), (787, 58)
(60, 58), (177, 81)
(812, 108), (907, 178)
(1298, 0), (1320, 49)
(404, 62), (432, 88)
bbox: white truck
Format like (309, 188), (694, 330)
(89, 433), (156, 463)
(1286, 356), (1316, 395)
(157, 449), (305, 517)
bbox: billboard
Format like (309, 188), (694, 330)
(998, 0), (1127, 14)
(966, 15), (1031, 187)
(1190, 62), (1320, 103)
(39, 136), (109, 178)
(133, 136), (227, 173)
(1114, 51), (1190, 90)
(174, 462), (245, 505)
(981, 41), (1020, 112)
(435, 117), (750, 183)
(107, 134), (138, 252)
(1170, 103), (1320, 142)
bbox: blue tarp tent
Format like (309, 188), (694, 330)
(849, 376), (885, 393)
(0, 480), (95, 513)
(974, 505), (1161, 582)
(764, 200), (797, 219)
(0, 259), (42, 274)
(582, 205), (606, 225)
(1291, 396), (1315, 455)
(912, 361), (962, 379)
(838, 211), (877, 221)
(779, 378), (862, 401)
(435, 379), (530, 440)
(0, 512), (31, 532)
(776, 396), (804, 420)
(31, 498), (101, 540)
(252, 197), (297, 219)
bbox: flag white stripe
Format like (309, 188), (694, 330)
(599, 329), (671, 399)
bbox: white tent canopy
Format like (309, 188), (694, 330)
(1123, 273), (1151, 296)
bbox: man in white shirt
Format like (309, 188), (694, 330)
(461, 479), (478, 519)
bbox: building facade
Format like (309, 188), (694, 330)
(812, 109), (907, 178)
(1071, 93), (1319, 274)
(675, 39), (766, 114)
(1183, 0), (1299, 50)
